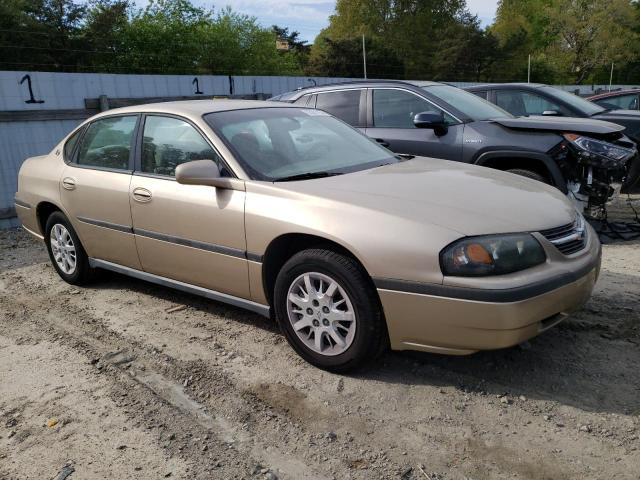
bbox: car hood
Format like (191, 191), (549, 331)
(492, 116), (625, 135)
(277, 157), (576, 236)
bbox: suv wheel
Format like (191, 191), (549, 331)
(506, 168), (549, 184)
(274, 249), (386, 372)
(45, 212), (93, 285)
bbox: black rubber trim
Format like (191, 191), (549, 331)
(14, 198), (31, 209)
(246, 252), (263, 263)
(134, 228), (246, 259)
(77, 216), (133, 234)
(374, 250), (601, 303)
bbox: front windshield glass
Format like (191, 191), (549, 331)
(539, 86), (605, 116)
(205, 107), (397, 181)
(422, 84), (513, 121)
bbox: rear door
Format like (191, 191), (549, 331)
(60, 114), (141, 269)
(365, 87), (463, 160)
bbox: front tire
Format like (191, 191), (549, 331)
(45, 212), (93, 285)
(506, 168), (550, 184)
(274, 249), (386, 372)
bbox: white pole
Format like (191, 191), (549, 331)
(362, 34), (367, 79)
(609, 62), (614, 91)
(527, 54), (531, 83)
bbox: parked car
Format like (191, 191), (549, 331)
(15, 100), (601, 371)
(273, 80), (639, 216)
(588, 89), (640, 111)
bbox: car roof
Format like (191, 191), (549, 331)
(465, 83), (547, 90)
(588, 89), (640, 100)
(91, 99), (296, 121)
(274, 80), (444, 100)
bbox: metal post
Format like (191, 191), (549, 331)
(609, 62), (614, 91)
(527, 54), (531, 83)
(362, 34), (367, 79)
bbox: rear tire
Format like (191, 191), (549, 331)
(506, 168), (550, 184)
(45, 212), (93, 285)
(274, 248), (386, 372)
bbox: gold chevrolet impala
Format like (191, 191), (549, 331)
(14, 100), (601, 371)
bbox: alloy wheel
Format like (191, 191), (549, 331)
(286, 272), (356, 356)
(50, 223), (77, 275)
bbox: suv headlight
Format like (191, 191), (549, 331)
(563, 133), (635, 165)
(440, 233), (546, 276)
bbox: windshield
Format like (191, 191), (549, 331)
(205, 108), (397, 181)
(422, 84), (513, 121)
(539, 86), (605, 116)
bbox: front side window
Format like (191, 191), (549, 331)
(496, 90), (567, 116)
(141, 116), (221, 176)
(594, 94), (639, 111)
(373, 89), (455, 128)
(205, 107), (396, 181)
(422, 84), (510, 121)
(76, 116), (137, 170)
(315, 90), (362, 126)
(538, 86), (605, 116)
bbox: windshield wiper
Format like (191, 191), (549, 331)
(273, 171), (344, 182)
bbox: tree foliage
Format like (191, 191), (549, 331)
(0, 0), (302, 74)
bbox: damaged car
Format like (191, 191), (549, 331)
(274, 80), (639, 218)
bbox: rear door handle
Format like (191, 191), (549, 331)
(374, 138), (390, 148)
(62, 177), (76, 190)
(132, 187), (152, 203)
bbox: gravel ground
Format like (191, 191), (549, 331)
(0, 199), (639, 480)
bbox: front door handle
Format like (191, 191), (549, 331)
(132, 187), (152, 203)
(62, 177), (76, 190)
(374, 138), (390, 148)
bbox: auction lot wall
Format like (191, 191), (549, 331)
(0, 70), (637, 228)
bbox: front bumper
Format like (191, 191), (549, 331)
(378, 240), (602, 355)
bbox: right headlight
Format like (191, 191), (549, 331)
(440, 233), (547, 277)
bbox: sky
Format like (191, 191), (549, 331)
(218, 0), (500, 42)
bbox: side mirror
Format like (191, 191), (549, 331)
(175, 160), (244, 190)
(542, 110), (560, 116)
(413, 111), (448, 136)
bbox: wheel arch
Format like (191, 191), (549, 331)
(261, 232), (377, 308)
(36, 201), (64, 235)
(474, 150), (568, 193)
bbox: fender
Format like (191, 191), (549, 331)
(473, 149), (568, 194)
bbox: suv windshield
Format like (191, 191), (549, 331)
(422, 84), (513, 121)
(539, 86), (605, 116)
(205, 107), (397, 181)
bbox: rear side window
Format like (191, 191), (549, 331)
(141, 116), (222, 177)
(63, 128), (82, 162)
(315, 90), (362, 126)
(76, 116), (137, 170)
(470, 90), (488, 100)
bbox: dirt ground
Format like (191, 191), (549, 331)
(1, 202), (639, 479)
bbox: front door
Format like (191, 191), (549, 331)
(60, 114), (141, 269)
(365, 88), (463, 160)
(129, 114), (249, 298)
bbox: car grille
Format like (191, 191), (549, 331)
(539, 216), (587, 255)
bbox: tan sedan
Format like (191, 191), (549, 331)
(14, 101), (601, 371)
